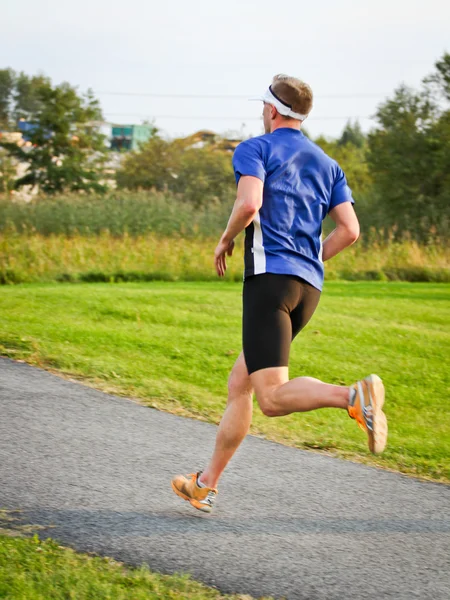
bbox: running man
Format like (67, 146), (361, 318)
(172, 74), (388, 513)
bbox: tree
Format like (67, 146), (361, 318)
(0, 69), (52, 130)
(0, 70), (108, 194)
(314, 135), (371, 199)
(116, 135), (181, 190)
(424, 52), (450, 101)
(0, 69), (15, 130)
(367, 52), (450, 240)
(116, 133), (235, 206)
(13, 72), (51, 123)
(172, 146), (235, 206)
(338, 120), (365, 148)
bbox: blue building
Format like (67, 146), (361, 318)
(110, 124), (153, 151)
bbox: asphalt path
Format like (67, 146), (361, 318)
(1, 357), (449, 600)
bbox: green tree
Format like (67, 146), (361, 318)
(116, 134), (235, 206)
(424, 52), (450, 101)
(0, 69), (53, 130)
(367, 52), (450, 240)
(314, 135), (371, 199)
(13, 72), (50, 122)
(0, 73), (107, 194)
(172, 146), (235, 206)
(314, 134), (373, 236)
(338, 120), (365, 148)
(116, 135), (181, 190)
(0, 69), (15, 130)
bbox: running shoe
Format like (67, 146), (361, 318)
(348, 374), (388, 454)
(171, 472), (217, 513)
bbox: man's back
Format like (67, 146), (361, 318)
(233, 128), (353, 290)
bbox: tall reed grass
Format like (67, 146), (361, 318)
(1, 230), (448, 284)
(0, 191), (232, 238)
(1, 191), (448, 284)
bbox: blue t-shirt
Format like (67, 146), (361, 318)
(232, 128), (354, 291)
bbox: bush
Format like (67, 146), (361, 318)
(384, 266), (450, 283)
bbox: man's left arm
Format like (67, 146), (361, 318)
(214, 175), (263, 277)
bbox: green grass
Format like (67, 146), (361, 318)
(0, 281), (449, 481)
(0, 534), (261, 599)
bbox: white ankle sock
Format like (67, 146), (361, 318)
(348, 387), (356, 405)
(197, 474), (207, 488)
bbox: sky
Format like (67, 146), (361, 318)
(3, 0), (449, 140)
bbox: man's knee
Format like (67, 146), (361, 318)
(228, 377), (252, 400)
(228, 367), (252, 400)
(255, 389), (280, 417)
(250, 366), (288, 417)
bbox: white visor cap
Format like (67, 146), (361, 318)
(251, 85), (309, 121)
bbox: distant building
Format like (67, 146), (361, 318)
(110, 124), (153, 151)
(0, 131), (24, 145)
(174, 130), (242, 153)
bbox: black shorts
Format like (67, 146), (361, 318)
(243, 273), (321, 375)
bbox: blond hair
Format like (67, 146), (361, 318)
(271, 74), (313, 119)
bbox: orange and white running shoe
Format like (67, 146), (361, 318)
(171, 472), (217, 513)
(348, 374), (388, 454)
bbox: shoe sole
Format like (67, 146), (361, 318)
(366, 374), (388, 454)
(171, 481), (213, 513)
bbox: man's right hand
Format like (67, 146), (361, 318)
(214, 237), (235, 277)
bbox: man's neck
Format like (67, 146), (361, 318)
(271, 120), (301, 133)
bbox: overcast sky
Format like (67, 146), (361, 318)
(3, 0), (449, 140)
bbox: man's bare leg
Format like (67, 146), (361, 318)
(200, 361), (347, 488)
(250, 366), (349, 417)
(199, 353), (253, 489)
(249, 366), (387, 454)
(171, 362), (386, 511)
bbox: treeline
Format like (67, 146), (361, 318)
(113, 53), (450, 243)
(1, 53), (449, 243)
(0, 69), (106, 194)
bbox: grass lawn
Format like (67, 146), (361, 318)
(0, 533), (261, 599)
(0, 281), (449, 481)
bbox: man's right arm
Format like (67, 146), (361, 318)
(322, 202), (360, 262)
